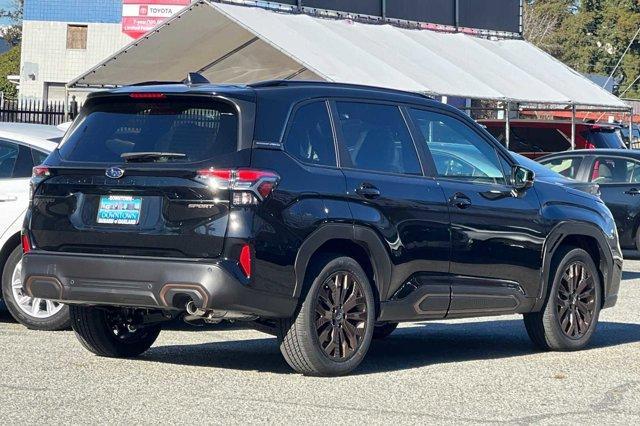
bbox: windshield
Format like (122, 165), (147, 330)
(58, 96), (239, 163)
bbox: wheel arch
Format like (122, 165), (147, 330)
(535, 222), (615, 311)
(0, 232), (21, 281)
(293, 224), (392, 309)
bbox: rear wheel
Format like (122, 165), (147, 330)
(277, 255), (375, 376)
(70, 305), (161, 358)
(1, 245), (70, 330)
(373, 322), (398, 339)
(524, 247), (601, 351)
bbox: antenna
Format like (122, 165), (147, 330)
(185, 72), (210, 85)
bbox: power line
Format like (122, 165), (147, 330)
(602, 26), (640, 90)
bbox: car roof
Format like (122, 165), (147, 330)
(0, 123), (63, 152)
(539, 149), (640, 160)
(91, 80), (443, 109)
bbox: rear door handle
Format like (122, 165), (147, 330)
(355, 183), (381, 199)
(0, 194), (18, 202)
(449, 193), (472, 209)
(625, 188), (640, 196)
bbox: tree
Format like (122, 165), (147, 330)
(0, 0), (24, 46)
(0, 45), (20, 98)
(525, 0), (640, 98)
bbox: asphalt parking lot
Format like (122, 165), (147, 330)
(2, 260), (640, 424)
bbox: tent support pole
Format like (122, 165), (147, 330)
(630, 110), (634, 149)
(64, 86), (70, 122)
(570, 104), (576, 150)
(505, 102), (510, 150)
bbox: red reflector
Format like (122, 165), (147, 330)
(257, 181), (276, 198)
(239, 245), (252, 278)
(130, 92), (167, 99)
(21, 234), (31, 254)
(32, 166), (50, 178)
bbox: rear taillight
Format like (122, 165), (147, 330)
(30, 166), (51, 201)
(130, 92), (167, 99)
(21, 233), (31, 254)
(239, 244), (252, 278)
(196, 168), (280, 206)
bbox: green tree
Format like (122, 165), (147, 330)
(0, 0), (24, 46)
(526, 0), (640, 98)
(0, 45), (20, 98)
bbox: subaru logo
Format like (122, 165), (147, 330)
(106, 167), (125, 179)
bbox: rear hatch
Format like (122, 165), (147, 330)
(29, 93), (248, 259)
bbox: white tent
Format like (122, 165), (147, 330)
(69, 0), (628, 109)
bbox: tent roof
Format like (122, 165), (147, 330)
(69, 0), (628, 109)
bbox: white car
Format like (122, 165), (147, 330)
(0, 123), (70, 330)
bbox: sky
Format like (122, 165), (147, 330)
(0, 0), (16, 25)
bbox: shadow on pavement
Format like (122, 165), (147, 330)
(142, 320), (640, 375)
(622, 270), (640, 281)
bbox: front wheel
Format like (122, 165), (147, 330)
(70, 306), (161, 358)
(1, 245), (70, 330)
(524, 247), (601, 351)
(277, 255), (375, 376)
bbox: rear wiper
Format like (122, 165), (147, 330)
(121, 152), (186, 163)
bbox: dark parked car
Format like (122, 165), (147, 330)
(480, 120), (625, 158)
(539, 149), (640, 250)
(22, 78), (622, 376)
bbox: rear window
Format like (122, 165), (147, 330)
(582, 129), (625, 149)
(485, 125), (571, 153)
(58, 97), (239, 163)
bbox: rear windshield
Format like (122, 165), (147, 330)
(485, 125), (571, 153)
(58, 97), (238, 163)
(582, 128), (625, 149)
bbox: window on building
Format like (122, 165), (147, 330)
(67, 25), (88, 50)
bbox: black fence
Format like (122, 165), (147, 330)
(0, 99), (74, 125)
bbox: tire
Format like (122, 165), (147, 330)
(1, 245), (71, 331)
(524, 247), (602, 351)
(70, 305), (161, 358)
(373, 322), (398, 339)
(277, 255), (376, 376)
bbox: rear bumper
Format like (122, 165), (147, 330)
(22, 252), (297, 319)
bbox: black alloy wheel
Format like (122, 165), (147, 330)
(314, 271), (368, 361)
(556, 261), (596, 340)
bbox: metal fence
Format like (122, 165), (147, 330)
(0, 98), (69, 125)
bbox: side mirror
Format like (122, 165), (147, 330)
(512, 165), (535, 190)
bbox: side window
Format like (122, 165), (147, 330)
(0, 140), (19, 178)
(335, 102), (421, 175)
(32, 149), (49, 166)
(539, 157), (583, 179)
(410, 109), (506, 184)
(12, 145), (36, 178)
(284, 101), (336, 167)
(589, 157), (640, 184)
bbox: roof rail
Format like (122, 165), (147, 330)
(248, 80), (435, 100)
(185, 72), (210, 85)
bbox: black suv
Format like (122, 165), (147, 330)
(22, 79), (622, 376)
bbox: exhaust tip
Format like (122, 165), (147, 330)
(185, 300), (198, 315)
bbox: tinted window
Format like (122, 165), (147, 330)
(539, 156), (583, 179)
(32, 149), (49, 166)
(0, 140), (19, 178)
(336, 102), (421, 175)
(59, 97), (238, 163)
(485, 125), (571, 153)
(582, 129), (625, 149)
(589, 157), (640, 184)
(13, 145), (36, 178)
(285, 101), (336, 167)
(411, 109), (505, 184)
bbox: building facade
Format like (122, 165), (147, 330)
(19, 0), (131, 101)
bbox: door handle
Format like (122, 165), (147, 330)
(355, 183), (381, 199)
(449, 193), (472, 209)
(0, 194), (18, 202)
(625, 188), (640, 196)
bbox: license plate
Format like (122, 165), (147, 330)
(97, 195), (142, 225)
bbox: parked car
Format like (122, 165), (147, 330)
(480, 119), (625, 158)
(0, 123), (71, 330)
(539, 149), (640, 250)
(22, 79), (622, 376)
(619, 123), (640, 147)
